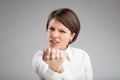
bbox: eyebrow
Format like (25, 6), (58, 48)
(49, 25), (68, 31)
(49, 25), (54, 28)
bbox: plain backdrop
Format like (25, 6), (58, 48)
(0, 0), (120, 80)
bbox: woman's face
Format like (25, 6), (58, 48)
(47, 18), (75, 50)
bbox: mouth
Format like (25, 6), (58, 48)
(50, 39), (59, 45)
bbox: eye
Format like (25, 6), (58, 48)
(48, 27), (55, 31)
(60, 30), (66, 33)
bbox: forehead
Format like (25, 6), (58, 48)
(49, 18), (69, 31)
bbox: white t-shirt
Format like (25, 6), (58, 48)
(32, 46), (93, 80)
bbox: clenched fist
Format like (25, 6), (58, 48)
(43, 48), (64, 73)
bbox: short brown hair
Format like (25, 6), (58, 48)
(46, 8), (80, 44)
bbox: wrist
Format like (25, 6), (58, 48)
(50, 66), (64, 73)
(57, 67), (64, 73)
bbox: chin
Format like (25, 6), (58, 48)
(50, 44), (59, 49)
(52, 46), (64, 50)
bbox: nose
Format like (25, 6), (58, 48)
(51, 31), (59, 38)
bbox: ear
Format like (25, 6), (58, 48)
(70, 33), (75, 42)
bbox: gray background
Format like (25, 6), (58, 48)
(0, 0), (120, 80)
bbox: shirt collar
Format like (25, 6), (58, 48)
(63, 45), (72, 61)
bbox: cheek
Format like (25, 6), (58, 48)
(61, 36), (70, 43)
(47, 32), (51, 40)
(47, 31), (51, 37)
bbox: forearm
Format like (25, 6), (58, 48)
(32, 50), (76, 80)
(33, 58), (75, 80)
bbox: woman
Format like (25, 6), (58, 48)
(32, 8), (93, 80)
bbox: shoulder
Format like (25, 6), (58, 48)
(32, 50), (44, 66)
(69, 47), (92, 66)
(33, 50), (43, 57)
(70, 47), (90, 59)
(32, 50), (43, 63)
(70, 47), (87, 55)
